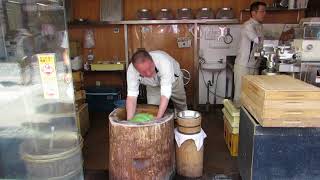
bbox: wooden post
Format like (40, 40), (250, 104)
(109, 105), (175, 180)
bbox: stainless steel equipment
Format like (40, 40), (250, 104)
(216, 8), (234, 19)
(260, 45), (300, 76)
(156, 8), (174, 20)
(100, 0), (123, 21)
(279, 0), (289, 7)
(196, 8), (214, 19)
(136, 9), (153, 20)
(261, 49), (280, 75)
(293, 18), (320, 61)
(177, 8), (193, 20)
(275, 45), (300, 74)
(291, 18), (320, 86)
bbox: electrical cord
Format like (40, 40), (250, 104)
(199, 64), (225, 99)
(214, 70), (222, 98)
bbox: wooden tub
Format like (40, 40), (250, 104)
(109, 105), (175, 180)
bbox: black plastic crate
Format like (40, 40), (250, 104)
(85, 86), (121, 112)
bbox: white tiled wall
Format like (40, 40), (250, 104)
(198, 23), (297, 104)
(198, 25), (241, 104)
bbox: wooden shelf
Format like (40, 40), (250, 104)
(68, 19), (239, 28)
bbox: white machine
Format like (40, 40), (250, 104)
(292, 18), (320, 62)
(292, 18), (320, 87)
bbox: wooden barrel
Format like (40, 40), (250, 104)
(20, 132), (83, 179)
(109, 105), (175, 180)
(176, 110), (201, 134)
(176, 139), (204, 178)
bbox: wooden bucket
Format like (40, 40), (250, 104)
(20, 132), (83, 179)
(176, 139), (204, 178)
(109, 105), (175, 180)
(176, 110), (201, 134)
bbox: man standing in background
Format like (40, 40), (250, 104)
(233, 1), (266, 107)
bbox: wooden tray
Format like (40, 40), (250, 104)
(241, 75), (320, 127)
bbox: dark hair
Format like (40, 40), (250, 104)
(250, 1), (267, 13)
(131, 49), (152, 65)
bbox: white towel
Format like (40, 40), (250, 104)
(174, 128), (207, 151)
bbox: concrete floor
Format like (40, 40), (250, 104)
(82, 107), (240, 180)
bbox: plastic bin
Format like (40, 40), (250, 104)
(114, 100), (126, 108)
(85, 86), (121, 112)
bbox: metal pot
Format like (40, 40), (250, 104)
(262, 69), (280, 75)
(279, 0), (289, 8)
(156, 8), (174, 20)
(177, 8), (193, 19)
(216, 8), (234, 19)
(196, 7), (214, 19)
(137, 9), (153, 20)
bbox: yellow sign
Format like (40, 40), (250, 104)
(37, 53), (59, 99)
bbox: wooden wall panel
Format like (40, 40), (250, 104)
(83, 71), (125, 88)
(128, 25), (195, 105)
(68, 25), (125, 87)
(240, 10), (305, 24)
(68, 25), (125, 62)
(72, 0), (100, 21)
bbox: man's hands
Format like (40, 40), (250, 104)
(126, 95), (169, 120)
(126, 96), (137, 120)
(156, 96), (169, 119)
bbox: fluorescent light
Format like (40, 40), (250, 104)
(8, 0), (21, 4)
(36, 2), (48, 6)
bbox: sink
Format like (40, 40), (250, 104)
(201, 62), (226, 72)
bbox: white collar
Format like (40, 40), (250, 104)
(250, 18), (261, 25)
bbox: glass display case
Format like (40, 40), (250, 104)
(0, 0), (84, 179)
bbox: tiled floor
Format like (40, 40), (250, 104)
(83, 107), (240, 180)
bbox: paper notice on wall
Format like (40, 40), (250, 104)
(37, 53), (59, 99)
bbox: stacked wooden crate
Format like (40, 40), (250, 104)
(239, 76), (320, 180)
(72, 71), (85, 109)
(72, 71), (90, 137)
(241, 75), (320, 127)
(222, 99), (240, 157)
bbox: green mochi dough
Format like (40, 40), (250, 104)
(130, 113), (154, 122)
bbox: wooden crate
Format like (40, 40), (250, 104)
(75, 99), (86, 111)
(224, 116), (239, 134)
(75, 90), (86, 101)
(75, 90), (86, 110)
(76, 103), (90, 137)
(223, 118), (239, 157)
(241, 75), (320, 127)
(73, 82), (83, 91)
(222, 108), (239, 127)
(72, 71), (83, 83)
(223, 99), (240, 117)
